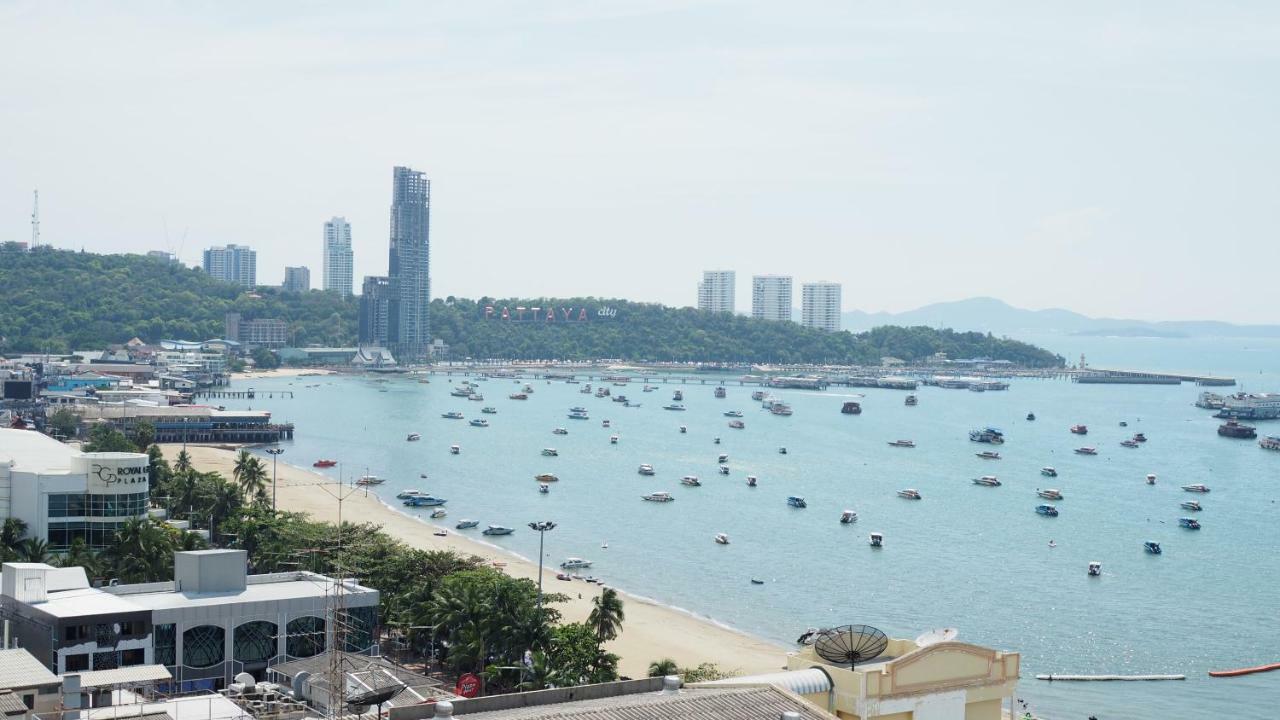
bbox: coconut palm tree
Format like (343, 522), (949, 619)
(208, 480), (243, 544)
(648, 658), (680, 677)
(232, 449), (253, 487)
(588, 587), (625, 642)
(1, 518), (28, 561)
(20, 538), (52, 564)
(174, 450), (193, 473)
(59, 538), (103, 578)
(237, 458), (269, 503)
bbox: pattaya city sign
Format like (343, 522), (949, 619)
(484, 306), (617, 322)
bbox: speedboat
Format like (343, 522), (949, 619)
(724, 410), (744, 418)
(469, 418), (489, 427)
(718, 453), (729, 463)
(888, 440), (915, 448)
(1070, 424), (1088, 435)
(1146, 473), (1157, 485)
(746, 475), (758, 487)
(552, 427), (568, 435)
(1144, 541), (1162, 555)
(455, 519), (479, 529)
(1132, 432), (1147, 442)
(356, 475), (384, 486)
(568, 410), (589, 420)
(1179, 517), (1201, 530)
(976, 451), (1001, 459)
(841, 401), (862, 415)
(468, 394), (484, 401)
(973, 475), (1001, 487)
(610, 435), (619, 444)
(1181, 500), (1202, 511)
(482, 525), (515, 536)
(905, 395), (918, 406)
(1038, 488), (1063, 500)
(539, 483), (549, 494)
(1036, 504), (1059, 517)
(642, 491), (674, 502)
(403, 495), (447, 507)
(481, 407), (497, 414)
(680, 475), (701, 487)
(542, 448), (559, 456)
(449, 444), (461, 455)
(430, 508), (446, 518)
(869, 532), (883, 547)
(561, 557), (592, 569)
(897, 488), (922, 500)
(1120, 439), (1139, 448)
(663, 404), (687, 411)
(1181, 484), (1210, 493)
(787, 495), (807, 508)
(1074, 447), (1098, 455)
(840, 509), (858, 524)
(969, 427), (1005, 444)
(396, 489), (425, 499)
(714, 532), (730, 545)
(1088, 561), (1102, 577)
(535, 473), (559, 482)
(637, 464), (656, 476)
(441, 411), (464, 420)
(719, 465), (730, 475)
(313, 459), (337, 468)
(1041, 467), (1058, 477)
(728, 420), (745, 429)
(509, 393), (528, 400)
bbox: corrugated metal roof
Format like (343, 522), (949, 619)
(457, 686), (832, 719)
(0, 649), (59, 690)
(0, 691), (30, 715)
(74, 665), (171, 688)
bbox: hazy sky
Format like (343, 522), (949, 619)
(3, 2), (1278, 322)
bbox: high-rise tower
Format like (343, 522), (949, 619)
(323, 217), (354, 296)
(387, 167), (431, 359)
(697, 270), (735, 313)
(751, 275), (793, 322)
(801, 281), (842, 332)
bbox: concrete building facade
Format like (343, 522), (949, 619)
(201, 246), (256, 288)
(282, 266), (310, 293)
(322, 217), (354, 296)
(697, 270), (735, 313)
(751, 275), (793, 322)
(802, 281), (842, 332)
(388, 167), (431, 360)
(358, 276), (395, 348)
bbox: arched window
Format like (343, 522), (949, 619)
(183, 625), (225, 668)
(286, 616), (325, 658)
(233, 621), (278, 664)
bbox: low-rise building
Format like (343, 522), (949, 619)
(72, 406), (293, 444)
(0, 648), (62, 713)
(224, 315), (288, 350)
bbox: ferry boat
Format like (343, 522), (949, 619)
(469, 419), (489, 428)
(1074, 447), (1098, 455)
(769, 403), (793, 416)
(509, 393), (528, 400)
(1041, 467), (1058, 477)
(1261, 436), (1280, 451)
(787, 495), (808, 508)
(313, 459), (337, 468)
(482, 525), (515, 536)
(442, 411), (464, 420)
(840, 510), (858, 524)
(430, 508), (447, 518)
(1180, 500), (1202, 511)
(714, 387), (726, 398)
(841, 401), (862, 415)
(568, 409), (589, 420)
(1218, 420), (1258, 439)
(663, 404), (687, 411)
(1120, 439), (1139, 448)
(1196, 391), (1226, 410)
(1181, 484), (1210, 493)
(1070, 424), (1088, 435)
(751, 390), (765, 401)
(973, 475), (1001, 487)
(897, 488), (922, 500)
(1179, 517), (1201, 530)
(1035, 504), (1059, 517)
(888, 440), (915, 448)
(728, 419), (745, 429)
(450, 444), (461, 454)
(560, 557), (592, 569)
(455, 519), (479, 529)
(403, 495), (447, 507)
(1144, 541), (1162, 555)
(535, 473), (558, 482)
(714, 532), (730, 545)
(746, 475), (758, 487)
(482, 407), (497, 414)
(1038, 488), (1063, 500)
(905, 395), (918, 406)
(541, 448), (558, 457)
(1216, 392), (1280, 420)
(642, 491), (674, 502)
(976, 451), (1001, 460)
(869, 532), (883, 548)
(355, 475), (384, 486)
(672, 390), (683, 402)
(724, 410), (744, 418)
(552, 427), (568, 435)
(681, 475), (701, 487)
(969, 427), (1005, 444)
(637, 464), (656, 475)
(1088, 561), (1102, 577)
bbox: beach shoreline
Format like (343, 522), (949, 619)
(232, 368), (335, 379)
(159, 443), (789, 679)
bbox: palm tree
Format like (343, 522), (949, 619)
(107, 519), (174, 582)
(174, 450), (193, 473)
(423, 581), (495, 676)
(648, 658), (679, 677)
(232, 449), (253, 487)
(238, 457), (268, 502)
(588, 587), (625, 642)
(20, 538), (53, 564)
(209, 480), (243, 544)
(1, 518), (28, 560)
(59, 538), (102, 578)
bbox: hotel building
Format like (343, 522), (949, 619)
(802, 281), (843, 332)
(322, 217), (354, 296)
(201, 245), (256, 288)
(751, 274), (793, 322)
(697, 271), (736, 313)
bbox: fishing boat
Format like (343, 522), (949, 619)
(1218, 420), (1258, 439)
(455, 519), (479, 529)
(441, 411), (464, 420)
(1179, 517), (1201, 530)
(1144, 541), (1162, 555)
(552, 427), (568, 435)
(1041, 467), (1058, 477)
(746, 475), (758, 487)
(561, 557), (592, 569)
(840, 510), (858, 524)
(1074, 447), (1098, 455)
(1261, 436), (1280, 451)
(403, 495), (447, 507)
(450, 444), (461, 454)
(1036, 504), (1059, 517)
(469, 418), (489, 428)
(787, 495), (807, 508)
(972, 475), (1001, 487)
(714, 387), (727, 398)
(905, 394), (918, 406)
(1181, 500), (1202, 511)
(1120, 439), (1139, 448)
(482, 407), (497, 414)
(888, 440), (915, 448)
(509, 393), (528, 400)
(482, 525), (515, 536)
(430, 508), (447, 518)
(969, 427), (1005, 444)
(637, 463), (656, 475)
(724, 410), (744, 417)
(541, 448), (559, 456)
(841, 401), (862, 415)
(1070, 424), (1088, 435)
(976, 451), (1001, 460)
(728, 420), (745, 429)
(355, 475), (384, 486)
(680, 475), (701, 487)
(313, 459), (337, 468)
(535, 473), (559, 482)
(1088, 561), (1102, 577)
(1182, 484), (1210, 493)
(1038, 488), (1063, 500)
(1146, 473), (1157, 485)
(897, 488), (922, 500)
(714, 532), (730, 545)
(642, 491), (674, 502)
(663, 404), (687, 411)
(869, 532), (883, 548)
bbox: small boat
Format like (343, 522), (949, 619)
(403, 495), (447, 507)
(1119, 421), (1128, 427)
(1041, 467), (1058, 477)
(728, 419), (745, 429)
(602, 419), (611, 428)
(430, 508), (447, 518)
(1120, 439), (1139, 448)
(637, 464), (656, 476)
(888, 440), (915, 448)
(610, 435), (619, 444)
(1181, 500), (1202, 511)
(433, 530), (447, 537)
(663, 404), (687, 411)
(869, 532), (884, 547)
(719, 465), (730, 475)
(535, 473), (559, 483)
(468, 394), (484, 401)
(441, 411), (464, 420)
(455, 519), (479, 529)
(1144, 541), (1162, 555)
(449, 444), (460, 455)
(1179, 517), (1201, 530)
(552, 427), (568, 435)
(356, 475), (384, 486)
(1070, 424), (1088, 435)
(840, 509), (858, 524)
(680, 475), (701, 487)
(750, 578), (765, 585)
(396, 489), (425, 499)
(969, 427), (1005, 444)
(746, 475), (758, 487)
(724, 410), (744, 418)
(643, 385), (655, 392)
(905, 395), (918, 406)
(718, 453), (729, 463)
(673, 390), (683, 401)
(1219, 420), (1257, 439)
(1038, 488), (1063, 500)
(581, 386), (592, 394)
(714, 387), (726, 398)
(972, 475), (1001, 487)
(841, 401), (862, 415)
(561, 557), (592, 569)
(509, 393), (528, 400)
(897, 488), (922, 500)
(1146, 473), (1157, 485)
(482, 525), (515, 536)
(450, 387), (472, 397)
(1260, 436), (1280, 451)
(787, 495), (807, 508)
(1026, 412), (1036, 421)
(1182, 484), (1210, 493)
(568, 410), (589, 420)
(1036, 504), (1059, 517)
(1088, 561), (1102, 577)
(778, 447), (788, 454)
(976, 451), (1001, 459)
(769, 403), (793, 416)
(541, 448), (559, 457)
(642, 491), (674, 502)
(556, 572), (572, 581)
(714, 532), (730, 545)
(523, 384), (534, 393)
(751, 390), (765, 401)
(1074, 447), (1098, 455)
(714, 437), (721, 444)
(482, 407), (498, 414)
(313, 459), (337, 468)
(679, 425), (688, 434)
(539, 483), (549, 494)
(469, 418), (489, 427)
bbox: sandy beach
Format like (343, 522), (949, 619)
(232, 368), (335, 380)
(159, 444), (788, 679)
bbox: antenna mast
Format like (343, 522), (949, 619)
(30, 190), (40, 247)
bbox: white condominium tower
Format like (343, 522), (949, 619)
(697, 270), (735, 313)
(323, 216), (354, 296)
(802, 281), (842, 332)
(202, 244), (256, 287)
(751, 275), (793, 322)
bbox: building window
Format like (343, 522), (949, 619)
(233, 621), (278, 664)
(120, 649), (145, 666)
(183, 625), (225, 668)
(93, 651), (118, 670)
(64, 654), (89, 672)
(340, 606), (377, 653)
(285, 617), (325, 658)
(154, 624), (176, 666)
(63, 625), (90, 643)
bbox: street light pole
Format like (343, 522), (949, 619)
(527, 521), (557, 610)
(266, 447), (284, 511)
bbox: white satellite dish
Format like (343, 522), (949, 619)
(915, 628), (958, 647)
(235, 672), (256, 691)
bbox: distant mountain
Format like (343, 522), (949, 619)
(840, 297), (1280, 338)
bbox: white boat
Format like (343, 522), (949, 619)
(1038, 488), (1063, 500)
(681, 475), (701, 487)
(718, 453), (729, 463)
(976, 451), (1001, 460)
(539, 483), (549, 494)
(869, 532), (884, 547)
(663, 404), (687, 411)
(1146, 473), (1157, 485)
(787, 495), (807, 508)
(542, 448), (559, 456)
(724, 410), (744, 418)
(1074, 447), (1098, 455)
(1181, 484), (1210, 493)
(642, 491), (674, 502)
(746, 475), (758, 487)
(469, 418), (489, 427)
(1041, 467), (1058, 477)
(897, 488), (922, 500)
(714, 532), (730, 545)
(482, 407), (498, 414)
(637, 464), (656, 475)
(442, 411), (464, 419)
(449, 444), (461, 454)
(468, 394), (484, 401)
(560, 557), (592, 569)
(482, 525), (515, 536)
(455, 519), (479, 529)
(430, 508), (447, 518)
(840, 510), (858, 524)
(719, 465), (730, 475)
(1088, 561), (1102, 577)
(888, 440), (915, 448)
(396, 489), (425, 499)
(406, 432), (421, 441)
(356, 475), (384, 486)
(1181, 500), (1202, 511)
(972, 475), (1001, 487)
(552, 427), (569, 435)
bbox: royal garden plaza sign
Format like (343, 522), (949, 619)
(72, 455), (151, 493)
(484, 305), (618, 322)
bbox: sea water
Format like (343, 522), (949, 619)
(226, 336), (1280, 720)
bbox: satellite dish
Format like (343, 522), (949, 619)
(813, 624), (889, 669)
(234, 672), (256, 690)
(291, 670), (311, 700)
(915, 628), (958, 647)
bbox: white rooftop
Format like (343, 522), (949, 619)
(88, 692), (251, 720)
(111, 575), (373, 612)
(0, 428), (76, 473)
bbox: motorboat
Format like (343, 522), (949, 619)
(1088, 561), (1102, 577)
(535, 473), (559, 482)
(1035, 504), (1059, 517)
(1120, 439), (1138, 448)
(450, 387), (472, 397)
(539, 483), (549, 494)
(718, 453), (729, 463)
(509, 393), (528, 400)
(542, 448), (559, 456)
(313, 459), (337, 468)
(638, 464), (656, 475)
(719, 465), (730, 475)
(1026, 412), (1036, 421)
(714, 437), (721, 444)
(1260, 436), (1280, 451)
(1132, 432), (1147, 442)
(610, 435), (619, 444)
(1146, 473), (1157, 485)
(1070, 424), (1088, 435)
(482, 525), (515, 536)
(403, 495), (447, 507)
(778, 447), (788, 454)
(888, 440), (915, 448)
(724, 410), (744, 418)
(642, 491), (674, 502)
(976, 451), (1001, 460)
(430, 508), (447, 518)
(455, 519), (479, 529)
(1179, 517), (1201, 530)
(355, 475), (384, 486)
(523, 384), (534, 393)
(396, 489), (425, 499)
(751, 390), (765, 401)
(1182, 484), (1210, 493)
(442, 411), (464, 420)
(552, 427), (568, 435)
(602, 419), (611, 427)
(561, 557), (592, 569)
(714, 532), (730, 545)
(680, 475), (701, 487)
(728, 420), (746, 429)
(1218, 420), (1258, 439)
(1041, 467), (1058, 477)
(787, 495), (807, 508)
(770, 403), (793, 416)
(468, 394), (484, 401)
(1181, 500), (1202, 511)
(841, 401), (862, 415)
(714, 387), (726, 398)
(1038, 488), (1063, 500)
(469, 418), (489, 427)
(869, 532), (883, 547)
(973, 475), (1001, 487)
(450, 444), (461, 455)
(680, 426), (688, 433)
(840, 509), (858, 524)
(663, 404), (687, 411)
(1074, 447), (1098, 455)
(482, 407), (498, 414)
(897, 488), (922, 500)
(905, 395), (918, 406)
(746, 475), (758, 487)
(1119, 421), (1128, 427)
(673, 390), (683, 401)
(568, 410), (589, 420)
(969, 427), (1005, 444)
(1144, 541), (1162, 555)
